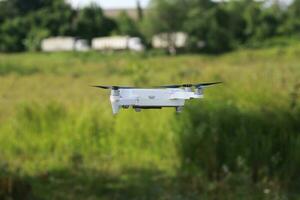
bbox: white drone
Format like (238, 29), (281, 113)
(93, 82), (222, 114)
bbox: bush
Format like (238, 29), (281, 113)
(176, 101), (300, 195)
(24, 28), (50, 52)
(0, 62), (40, 76)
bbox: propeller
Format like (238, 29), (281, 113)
(157, 82), (222, 88)
(156, 84), (183, 88)
(92, 82), (223, 89)
(92, 85), (137, 90)
(194, 81), (223, 88)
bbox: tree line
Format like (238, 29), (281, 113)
(0, 0), (300, 53)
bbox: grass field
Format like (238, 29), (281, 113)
(0, 45), (300, 199)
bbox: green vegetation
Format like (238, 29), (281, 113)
(145, 0), (300, 53)
(0, 44), (300, 199)
(1, 0), (300, 53)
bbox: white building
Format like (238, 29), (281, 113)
(41, 37), (89, 52)
(152, 32), (188, 49)
(92, 36), (144, 52)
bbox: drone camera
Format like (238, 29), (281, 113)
(195, 88), (203, 95)
(184, 87), (193, 92)
(111, 89), (120, 96)
(176, 106), (183, 113)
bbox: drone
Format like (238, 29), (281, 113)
(93, 82), (222, 114)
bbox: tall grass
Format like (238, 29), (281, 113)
(176, 101), (300, 196)
(1, 103), (111, 169)
(0, 44), (300, 199)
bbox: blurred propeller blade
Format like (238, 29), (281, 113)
(156, 82), (222, 88)
(118, 86), (138, 89)
(92, 85), (112, 89)
(157, 84), (182, 88)
(92, 85), (138, 89)
(194, 82), (223, 88)
(93, 82), (222, 89)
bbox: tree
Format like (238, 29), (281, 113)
(0, 0), (20, 22)
(245, 2), (284, 43)
(73, 4), (116, 41)
(283, 0), (300, 35)
(0, 17), (29, 51)
(142, 0), (187, 38)
(224, 0), (253, 46)
(184, 0), (233, 53)
(116, 11), (139, 36)
(9, 0), (43, 15)
(34, 3), (75, 36)
(243, 1), (262, 39)
(0, 0), (74, 52)
(141, 0), (188, 52)
(0, 0), (66, 17)
(24, 28), (49, 51)
(136, 0), (144, 21)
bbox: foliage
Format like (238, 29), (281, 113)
(115, 11), (140, 37)
(141, 0), (187, 42)
(185, 4), (234, 53)
(136, 0), (144, 21)
(1, 0), (300, 53)
(282, 0), (300, 34)
(0, 17), (29, 52)
(73, 4), (116, 42)
(24, 28), (50, 51)
(176, 102), (300, 192)
(0, 0), (115, 51)
(142, 0), (300, 53)
(0, 44), (300, 198)
(0, 0), (74, 52)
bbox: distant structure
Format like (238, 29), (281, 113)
(152, 32), (188, 54)
(152, 32), (188, 49)
(92, 36), (144, 52)
(41, 37), (89, 52)
(152, 32), (206, 54)
(104, 8), (146, 20)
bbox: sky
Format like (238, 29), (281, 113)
(68, 0), (151, 9)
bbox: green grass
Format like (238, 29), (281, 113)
(0, 45), (300, 199)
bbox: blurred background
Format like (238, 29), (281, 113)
(0, 0), (300, 199)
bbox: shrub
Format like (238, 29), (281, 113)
(176, 100), (300, 194)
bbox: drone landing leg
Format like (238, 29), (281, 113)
(135, 108), (142, 112)
(176, 106), (183, 113)
(111, 103), (120, 115)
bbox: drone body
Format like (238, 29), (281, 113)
(93, 82), (221, 114)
